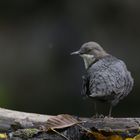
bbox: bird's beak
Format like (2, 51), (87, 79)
(70, 51), (80, 55)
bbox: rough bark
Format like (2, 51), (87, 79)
(0, 108), (52, 131)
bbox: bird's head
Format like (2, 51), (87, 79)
(71, 42), (109, 69)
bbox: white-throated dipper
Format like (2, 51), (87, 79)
(71, 41), (134, 117)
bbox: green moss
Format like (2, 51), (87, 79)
(13, 128), (40, 139)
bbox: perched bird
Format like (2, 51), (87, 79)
(71, 42), (134, 117)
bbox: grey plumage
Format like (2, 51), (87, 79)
(82, 55), (133, 105)
(71, 41), (134, 117)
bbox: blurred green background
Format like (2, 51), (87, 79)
(0, 0), (139, 117)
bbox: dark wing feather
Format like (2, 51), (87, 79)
(81, 74), (90, 97)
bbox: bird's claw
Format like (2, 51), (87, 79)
(92, 114), (104, 118)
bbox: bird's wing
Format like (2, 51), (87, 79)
(89, 60), (131, 98)
(111, 60), (133, 99)
(81, 74), (90, 97)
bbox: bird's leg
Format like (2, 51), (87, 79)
(94, 101), (98, 116)
(108, 104), (113, 117)
(92, 101), (104, 118)
(91, 102), (98, 118)
(92, 101), (99, 118)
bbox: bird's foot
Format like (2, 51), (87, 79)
(104, 115), (113, 119)
(91, 114), (104, 118)
(104, 116), (113, 119)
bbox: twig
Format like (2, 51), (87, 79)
(50, 128), (70, 140)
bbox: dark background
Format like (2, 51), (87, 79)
(0, 0), (139, 117)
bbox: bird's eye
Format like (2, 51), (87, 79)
(80, 47), (92, 54)
(86, 48), (92, 53)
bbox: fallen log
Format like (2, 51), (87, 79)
(0, 108), (140, 139)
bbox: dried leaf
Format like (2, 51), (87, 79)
(46, 114), (80, 130)
(87, 131), (106, 140)
(0, 133), (7, 139)
(108, 135), (123, 140)
(134, 134), (140, 140)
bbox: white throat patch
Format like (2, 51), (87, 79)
(80, 54), (95, 69)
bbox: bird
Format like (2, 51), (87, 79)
(71, 41), (134, 117)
